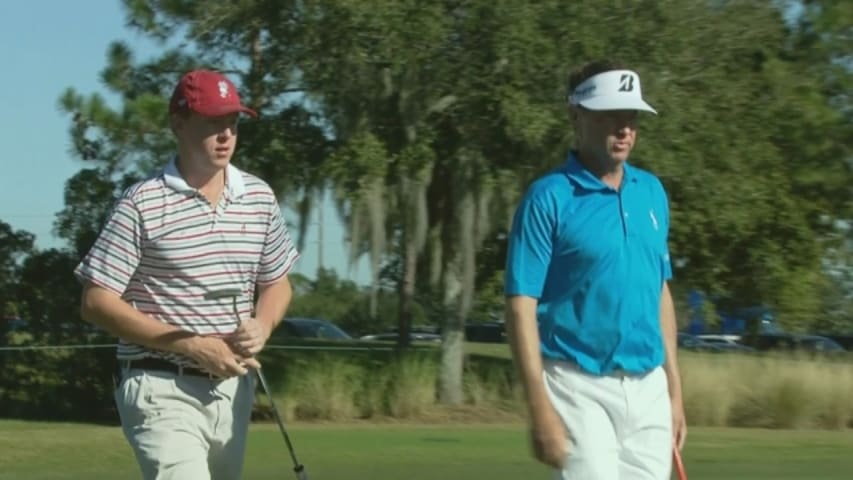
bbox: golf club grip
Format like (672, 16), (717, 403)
(673, 448), (687, 480)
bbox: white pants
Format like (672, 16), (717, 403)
(543, 361), (672, 480)
(115, 369), (255, 480)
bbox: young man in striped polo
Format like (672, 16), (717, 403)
(505, 60), (686, 479)
(75, 69), (299, 480)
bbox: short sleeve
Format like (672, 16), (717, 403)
(256, 200), (299, 285)
(504, 190), (555, 298)
(74, 197), (143, 295)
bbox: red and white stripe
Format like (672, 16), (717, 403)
(75, 162), (299, 366)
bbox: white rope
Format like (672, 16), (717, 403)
(0, 343), (395, 352)
(264, 344), (394, 352)
(0, 344), (118, 351)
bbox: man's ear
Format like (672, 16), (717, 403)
(568, 106), (583, 141)
(568, 105), (581, 123)
(168, 113), (183, 135)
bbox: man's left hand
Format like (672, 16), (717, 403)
(671, 395), (687, 451)
(228, 317), (271, 357)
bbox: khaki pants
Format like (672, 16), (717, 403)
(544, 362), (672, 480)
(115, 368), (254, 480)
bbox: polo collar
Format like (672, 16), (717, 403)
(564, 151), (638, 191)
(163, 158), (246, 198)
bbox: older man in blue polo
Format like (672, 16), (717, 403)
(504, 60), (686, 480)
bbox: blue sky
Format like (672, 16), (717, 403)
(0, 1), (369, 285)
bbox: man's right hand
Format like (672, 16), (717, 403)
(182, 336), (261, 377)
(530, 406), (569, 469)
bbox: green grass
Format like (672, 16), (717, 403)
(2, 420), (852, 479)
(465, 341), (513, 359)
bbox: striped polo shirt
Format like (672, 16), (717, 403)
(74, 159), (299, 366)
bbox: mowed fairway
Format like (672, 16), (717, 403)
(1, 420), (852, 479)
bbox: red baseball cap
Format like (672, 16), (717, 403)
(169, 69), (258, 118)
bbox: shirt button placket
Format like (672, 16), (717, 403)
(618, 193), (629, 238)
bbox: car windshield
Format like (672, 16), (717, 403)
(291, 321), (351, 340)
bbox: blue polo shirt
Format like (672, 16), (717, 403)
(505, 152), (672, 375)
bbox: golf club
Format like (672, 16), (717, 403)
(673, 447), (687, 480)
(205, 288), (308, 480)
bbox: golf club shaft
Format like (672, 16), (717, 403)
(255, 366), (304, 471)
(230, 295), (307, 478)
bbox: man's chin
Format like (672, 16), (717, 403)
(210, 153), (233, 166)
(609, 150), (631, 163)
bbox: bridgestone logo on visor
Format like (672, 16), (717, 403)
(618, 74), (635, 92)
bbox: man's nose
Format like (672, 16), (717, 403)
(218, 126), (236, 138)
(613, 117), (636, 132)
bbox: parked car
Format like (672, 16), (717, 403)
(271, 317), (353, 341)
(816, 333), (853, 351)
(704, 342), (756, 354)
(465, 322), (506, 343)
(740, 332), (845, 355)
(678, 332), (712, 348)
(678, 332), (755, 353)
(695, 334), (742, 345)
(795, 335), (846, 354)
(359, 331), (442, 343)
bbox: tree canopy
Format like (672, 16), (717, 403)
(1, 0), (850, 406)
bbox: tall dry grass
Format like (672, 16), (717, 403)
(681, 352), (853, 430)
(268, 348), (853, 430)
(385, 354), (439, 418)
(283, 355), (365, 421)
(273, 352), (442, 421)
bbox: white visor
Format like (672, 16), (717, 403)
(568, 69), (657, 114)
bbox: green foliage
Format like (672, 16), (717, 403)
(0, 343), (116, 422)
(48, 6), (853, 309)
(53, 168), (141, 257)
(287, 355), (365, 421)
(0, 247), (117, 421)
(328, 131), (389, 197)
(285, 268), (430, 335)
(51, 0), (853, 403)
(468, 269), (506, 323)
(700, 300), (722, 332)
(2, 0), (848, 421)
(385, 353), (439, 418)
(0, 222), (34, 325)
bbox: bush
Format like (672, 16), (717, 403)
(385, 353), (439, 418)
(289, 355), (364, 420)
(4, 341), (852, 430)
(680, 352), (853, 430)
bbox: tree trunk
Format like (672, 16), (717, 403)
(397, 172), (430, 351)
(366, 179), (385, 318)
(397, 231), (416, 351)
(439, 190), (476, 405)
(246, 25), (267, 111)
(439, 262), (464, 405)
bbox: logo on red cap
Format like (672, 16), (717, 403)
(169, 70), (257, 118)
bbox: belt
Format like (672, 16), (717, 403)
(121, 357), (221, 380)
